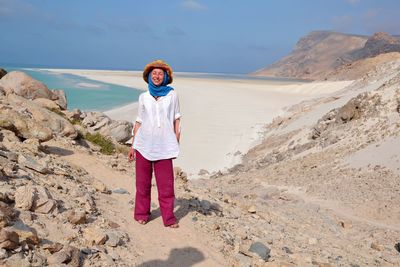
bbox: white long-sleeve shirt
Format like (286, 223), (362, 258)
(133, 90), (181, 161)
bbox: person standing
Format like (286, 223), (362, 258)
(128, 60), (181, 228)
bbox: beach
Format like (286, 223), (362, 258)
(43, 68), (352, 177)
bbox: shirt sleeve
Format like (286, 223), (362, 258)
(174, 92), (182, 120)
(136, 94), (144, 123)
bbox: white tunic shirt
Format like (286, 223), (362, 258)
(133, 90), (181, 161)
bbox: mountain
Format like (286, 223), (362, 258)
(252, 31), (400, 80)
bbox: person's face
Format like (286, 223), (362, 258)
(151, 68), (165, 86)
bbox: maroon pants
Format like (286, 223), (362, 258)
(134, 150), (176, 226)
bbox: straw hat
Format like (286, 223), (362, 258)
(143, 60), (173, 84)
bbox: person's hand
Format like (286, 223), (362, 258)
(128, 148), (135, 162)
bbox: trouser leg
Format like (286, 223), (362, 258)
(134, 150), (152, 222)
(154, 158), (176, 226)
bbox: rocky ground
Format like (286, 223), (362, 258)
(188, 60), (400, 266)
(1, 59), (400, 266)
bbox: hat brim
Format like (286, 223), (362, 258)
(143, 61), (173, 84)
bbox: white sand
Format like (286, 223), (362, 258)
(43, 68), (352, 177)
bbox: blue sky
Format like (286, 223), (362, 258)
(1, 0), (399, 73)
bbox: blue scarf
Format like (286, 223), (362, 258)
(148, 71), (174, 97)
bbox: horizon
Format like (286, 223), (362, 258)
(2, 0), (400, 74)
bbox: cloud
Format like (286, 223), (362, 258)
(181, 0), (206, 11)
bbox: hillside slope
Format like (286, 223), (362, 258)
(252, 31), (400, 81)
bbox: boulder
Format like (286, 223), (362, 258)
(51, 89), (67, 110)
(82, 112), (111, 130)
(107, 121), (133, 143)
(32, 98), (61, 111)
(84, 227), (108, 245)
(47, 246), (80, 266)
(0, 108), (53, 142)
(6, 94), (77, 139)
(65, 109), (82, 121)
(18, 154), (50, 174)
(15, 185), (57, 214)
(0, 229), (19, 250)
(0, 71), (53, 100)
(67, 209), (86, 225)
(32, 186), (57, 214)
(0, 68), (7, 79)
(15, 185), (36, 211)
(8, 222), (40, 245)
(0, 202), (16, 228)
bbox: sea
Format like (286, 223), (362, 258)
(4, 66), (142, 112)
(3, 65), (308, 112)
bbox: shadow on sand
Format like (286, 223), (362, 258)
(136, 247), (205, 267)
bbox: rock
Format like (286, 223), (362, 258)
(0, 149), (18, 162)
(0, 71), (54, 100)
(337, 101), (360, 122)
(15, 185), (36, 211)
(22, 138), (42, 154)
(371, 242), (384, 251)
(84, 227), (108, 245)
(30, 252), (47, 267)
(43, 242), (63, 254)
(247, 205), (257, 214)
(0, 229), (19, 250)
(77, 194), (97, 213)
(0, 108), (53, 142)
(0, 248), (7, 260)
(82, 112), (111, 130)
(32, 186), (57, 214)
(0, 192), (14, 205)
(67, 209), (86, 225)
(112, 188), (129, 194)
(47, 249), (70, 265)
(51, 89), (67, 110)
(106, 232), (122, 247)
(3, 253), (31, 267)
(0, 68), (7, 79)
(235, 252), (252, 266)
(198, 169), (209, 176)
(107, 121), (133, 143)
(6, 94), (77, 139)
(18, 154), (50, 174)
(248, 241), (271, 261)
(15, 185), (56, 214)
(8, 222), (40, 245)
(339, 220), (352, 229)
(93, 180), (108, 193)
(32, 98), (61, 111)
(47, 246), (80, 266)
(0, 202), (16, 228)
(65, 109), (82, 121)
(18, 211), (33, 224)
(395, 242), (400, 253)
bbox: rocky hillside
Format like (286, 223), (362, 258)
(0, 70), (229, 266)
(191, 59), (400, 265)
(252, 31), (400, 81)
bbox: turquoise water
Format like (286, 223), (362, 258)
(5, 67), (141, 111)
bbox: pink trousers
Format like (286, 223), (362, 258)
(134, 150), (176, 226)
